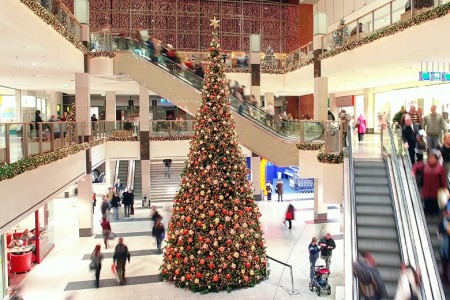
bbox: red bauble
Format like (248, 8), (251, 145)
(234, 199), (240, 204)
(186, 274), (192, 280)
(175, 269), (180, 275)
(226, 274), (231, 279)
(180, 207), (185, 212)
(196, 272), (202, 279)
(187, 245), (192, 250)
(183, 229), (188, 235)
(200, 259), (206, 265)
(218, 224), (224, 230)
(196, 220), (203, 227)
(199, 236), (204, 242)
(186, 216), (192, 223)
(176, 253), (181, 259)
(222, 209), (228, 215)
(244, 276), (249, 282)
(184, 257), (188, 263)
(209, 263), (215, 270)
(245, 262), (251, 268)
(219, 246), (225, 252)
(199, 205), (204, 210)
(209, 211), (215, 217)
(226, 239), (232, 245)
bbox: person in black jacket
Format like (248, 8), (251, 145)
(308, 237), (320, 280)
(152, 217), (165, 254)
(402, 114), (422, 165)
(151, 206), (162, 224)
(113, 238), (130, 285)
(163, 158), (172, 178)
(34, 110), (43, 133)
(319, 233), (336, 268)
(122, 188), (132, 218)
(111, 192), (120, 221)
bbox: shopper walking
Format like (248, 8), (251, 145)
(441, 133), (450, 180)
(265, 181), (273, 201)
(111, 191), (120, 221)
(152, 217), (165, 253)
(163, 158), (172, 178)
(90, 244), (104, 288)
(319, 233), (336, 268)
(276, 179), (284, 202)
(393, 106), (407, 152)
(423, 105), (447, 150)
(412, 149), (448, 216)
(356, 113), (367, 142)
(394, 264), (421, 300)
(402, 114), (421, 165)
(308, 237), (320, 281)
(284, 203), (295, 229)
(438, 208), (450, 285)
(401, 105), (422, 128)
(100, 217), (111, 249)
(151, 206), (162, 224)
(338, 110), (351, 146)
(100, 196), (109, 219)
(113, 238), (130, 285)
(122, 188), (132, 218)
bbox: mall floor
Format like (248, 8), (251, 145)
(17, 192), (343, 300)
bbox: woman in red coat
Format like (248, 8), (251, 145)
(412, 149), (448, 216)
(285, 204), (295, 230)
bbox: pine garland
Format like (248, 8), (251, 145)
(89, 51), (117, 59)
(149, 136), (193, 141)
(320, 3), (450, 60)
(296, 142), (324, 151)
(317, 151), (344, 164)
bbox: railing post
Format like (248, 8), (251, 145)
(22, 124), (29, 159)
(50, 123), (55, 152)
(38, 124), (43, 154)
(169, 121), (173, 136)
(299, 121), (305, 143)
(5, 124), (10, 164)
(390, 2), (393, 25)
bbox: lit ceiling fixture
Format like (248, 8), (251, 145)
(32, 62), (37, 66)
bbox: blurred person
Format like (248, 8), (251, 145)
(3, 286), (23, 300)
(276, 179), (284, 202)
(394, 264), (421, 300)
(100, 216), (111, 249)
(353, 252), (387, 300)
(34, 109), (42, 133)
(163, 158), (172, 178)
(48, 114), (60, 138)
(441, 133), (450, 179)
(402, 114), (421, 165)
(152, 217), (165, 254)
(284, 203), (295, 230)
(393, 106), (407, 152)
(90, 244), (104, 288)
(8, 235), (23, 248)
(355, 113), (367, 142)
(20, 229), (33, 244)
(423, 105), (447, 150)
(113, 238), (130, 285)
(122, 188), (132, 218)
(265, 181), (273, 201)
(438, 208), (450, 285)
(129, 189), (135, 215)
(91, 114), (98, 122)
(308, 237), (320, 281)
(151, 205), (162, 224)
(412, 149), (447, 216)
(401, 105), (422, 128)
(194, 63), (205, 78)
(328, 109), (335, 121)
(339, 109), (352, 146)
(100, 196), (109, 219)
(111, 191), (121, 221)
(350, 22), (364, 36)
(114, 179), (123, 194)
(319, 233), (336, 268)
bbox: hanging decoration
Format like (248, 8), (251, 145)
(296, 142), (325, 151)
(261, 46), (278, 73)
(317, 151), (344, 164)
(331, 19), (349, 50)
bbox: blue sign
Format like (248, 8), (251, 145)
(419, 71), (450, 82)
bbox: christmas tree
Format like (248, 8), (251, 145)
(331, 19), (348, 49)
(160, 17), (267, 293)
(262, 46), (277, 72)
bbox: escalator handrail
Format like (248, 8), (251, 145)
(400, 140), (445, 299)
(345, 122), (358, 299)
(115, 46), (326, 142)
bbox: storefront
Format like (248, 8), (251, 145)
(0, 86), (20, 122)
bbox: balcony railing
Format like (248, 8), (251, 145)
(320, 0), (449, 54)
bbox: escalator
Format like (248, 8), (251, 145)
(116, 160), (129, 188)
(133, 160), (142, 200)
(354, 159), (401, 297)
(110, 49), (326, 166)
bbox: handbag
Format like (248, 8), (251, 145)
(89, 260), (96, 270)
(438, 188), (449, 210)
(108, 231), (115, 240)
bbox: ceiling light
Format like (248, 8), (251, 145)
(62, 84), (69, 89)
(32, 62), (37, 66)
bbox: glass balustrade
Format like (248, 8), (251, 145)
(150, 120), (195, 137)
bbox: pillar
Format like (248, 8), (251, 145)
(15, 90), (21, 122)
(314, 77), (328, 121)
(314, 178), (327, 221)
(329, 93), (337, 118)
(105, 91), (116, 121)
(78, 175), (93, 237)
(265, 92), (274, 108)
(250, 34), (261, 106)
(104, 160), (115, 186)
(251, 155), (261, 201)
(49, 91), (62, 118)
(139, 86), (150, 202)
(364, 89), (374, 133)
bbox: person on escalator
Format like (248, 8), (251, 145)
(353, 251), (387, 300)
(412, 149), (448, 216)
(441, 133), (450, 181)
(394, 264), (421, 300)
(438, 208), (450, 285)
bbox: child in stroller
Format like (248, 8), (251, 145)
(309, 258), (332, 296)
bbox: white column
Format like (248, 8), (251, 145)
(314, 77), (328, 121)
(265, 92), (274, 108)
(75, 73), (91, 136)
(364, 89), (374, 133)
(15, 90), (21, 121)
(49, 91), (62, 117)
(142, 161), (150, 205)
(139, 86), (149, 131)
(329, 93), (337, 118)
(105, 91), (116, 122)
(104, 160), (115, 186)
(78, 174), (93, 237)
(250, 156), (261, 201)
(314, 178), (327, 221)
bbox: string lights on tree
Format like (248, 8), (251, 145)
(160, 17), (267, 293)
(331, 19), (348, 49)
(261, 46), (278, 73)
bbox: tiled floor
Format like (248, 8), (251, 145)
(17, 194), (344, 300)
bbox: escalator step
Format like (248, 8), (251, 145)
(355, 176), (389, 185)
(358, 227), (398, 240)
(384, 281), (399, 298)
(356, 204), (394, 216)
(357, 215), (396, 227)
(355, 195), (392, 205)
(354, 160), (384, 167)
(355, 185), (391, 195)
(354, 168), (386, 176)
(378, 267), (400, 282)
(369, 252), (401, 267)
(358, 238), (399, 253)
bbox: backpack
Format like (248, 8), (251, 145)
(353, 261), (377, 297)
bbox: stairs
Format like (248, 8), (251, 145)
(133, 160), (142, 200)
(354, 159), (401, 298)
(117, 160), (129, 188)
(149, 159), (185, 203)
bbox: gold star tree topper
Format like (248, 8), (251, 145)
(209, 17), (220, 29)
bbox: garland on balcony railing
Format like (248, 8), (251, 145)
(149, 136), (193, 141)
(319, 2), (450, 60)
(20, 0), (88, 54)
(108, 136), (140, 142)
(317, 151), (344, 164)
(0, 143), (90, 182)
(296, 142), (324, 151)
(89, 51), (117, 59)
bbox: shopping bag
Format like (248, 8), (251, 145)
(111, 263), (116, 275)
(89, 260), (96, 271)
(108, 231), (115, 240)
(438, 188), (449, 209)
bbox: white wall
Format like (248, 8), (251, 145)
(105, 141), (140, 160)
(91, 143), (106, 168)
(150, 140), (190, 159)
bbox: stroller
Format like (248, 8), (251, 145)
(309, 259), (332, 296)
